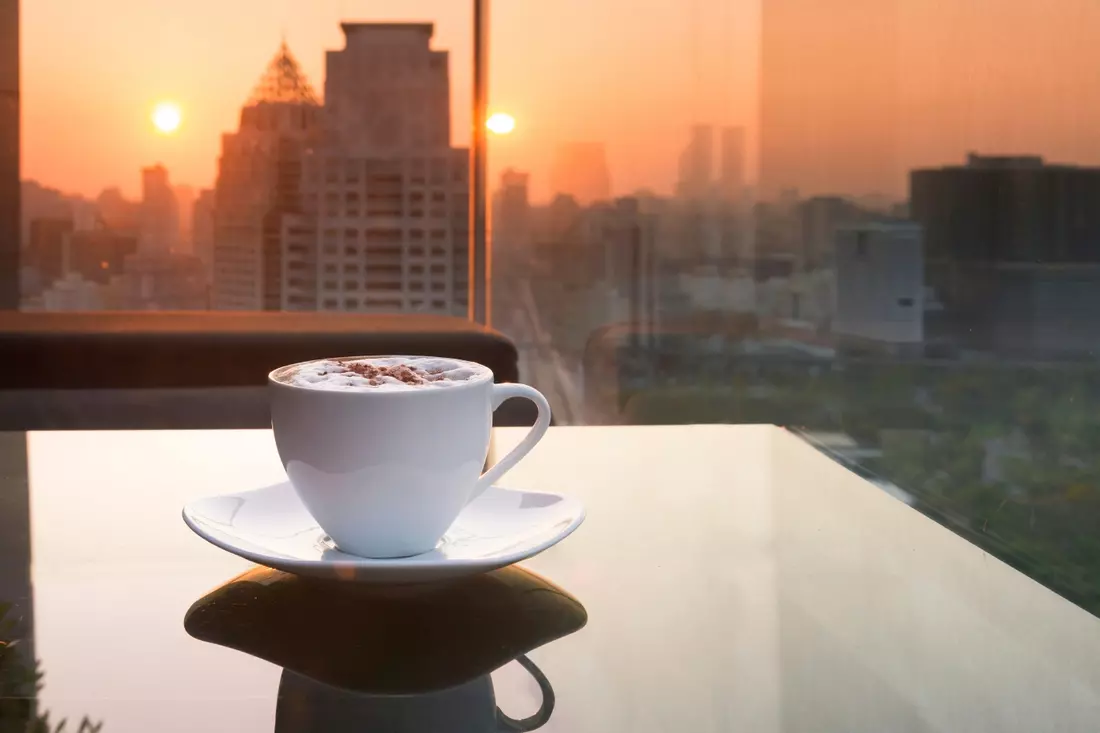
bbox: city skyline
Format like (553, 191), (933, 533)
(20, 0), (753, 201)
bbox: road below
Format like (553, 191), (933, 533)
(496, 278), (585, 425)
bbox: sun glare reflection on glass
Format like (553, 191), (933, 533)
(486, 113), (516, 135)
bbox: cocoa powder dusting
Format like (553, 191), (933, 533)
(343, 362), (433, 385)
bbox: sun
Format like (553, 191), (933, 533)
(486, 112), (516, 135)
(152, 102), (182, 134)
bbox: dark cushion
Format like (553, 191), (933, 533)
(0, 312), (519, 389)
(0, 312), (537, 429)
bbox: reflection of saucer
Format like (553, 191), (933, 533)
(182, 482), (585, 583)
(184, 565), (587, 695)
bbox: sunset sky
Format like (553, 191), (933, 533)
(21, 0), (1100, 203)
(21, 0), (756, 201)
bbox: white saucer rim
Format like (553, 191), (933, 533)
(182, 484), (585, 571)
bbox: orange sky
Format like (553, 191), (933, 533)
(759, 0), (1100, 198)
(22, 0), (1100, 203)
(21, 0), (757, 201)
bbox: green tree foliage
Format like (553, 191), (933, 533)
(624, 358), (1100, 615)
(0, 603), (103, 733)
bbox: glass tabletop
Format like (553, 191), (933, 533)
(1, 426), (1098, 732)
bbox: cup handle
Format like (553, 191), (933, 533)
(471, 383), (551, 500)
(496, 655), (555, 732)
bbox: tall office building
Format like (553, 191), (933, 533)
(911, 154), (1100, 355)
(676, 125), (714, 200)
(323, 23), (451, 155)
(911, 154), (1100, 265)
(138, 165), (179, 256)
(111, 164), (206, 311)
(0, 0), (18, 308)
(212, 42), (321, 310)
(759, 0), (900, 200)
(279, 23), (470, 314)
(550, 143), (611, 205)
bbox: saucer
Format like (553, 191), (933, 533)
(182, 482), (585, 583)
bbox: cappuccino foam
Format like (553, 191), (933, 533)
(279, 356), (490, 391)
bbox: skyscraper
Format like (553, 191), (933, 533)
(550, 143), (611, 205)
(138, 165), (179, 256)
(323, 23), (452, 155)
(212, 42), (321, 310)
(280, 23), (470, 315)
(676, 125), (714, 200)
(0, 0), (18, 308)
(759, 0), (900, 200)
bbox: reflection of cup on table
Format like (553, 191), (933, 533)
(269, 356), (552, 558)
(184, 566), (586, 732)
(276, 657), (553, 733)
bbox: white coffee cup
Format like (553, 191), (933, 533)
(268, 355), (551, 558)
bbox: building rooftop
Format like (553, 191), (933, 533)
(912, 153), (1100, 174)
(246, 42), (319, 106)
(966, 153), (1045, 169)
(340, 22), (434, 35)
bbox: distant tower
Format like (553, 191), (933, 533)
(212, 42), (321, 310)
(138, 164), (179, 257)
(493, 168), (531, 256)
(550, 143), (611, 205)
(676, 125), (714, 200)
(0, 0), (18, 307)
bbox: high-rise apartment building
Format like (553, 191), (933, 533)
(279, 23), (470, 315)
(0, 0), (18, 308)
(212, 43), (321, 310)
(550, 143), (611, 205)
(759, 0), (900, 200)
